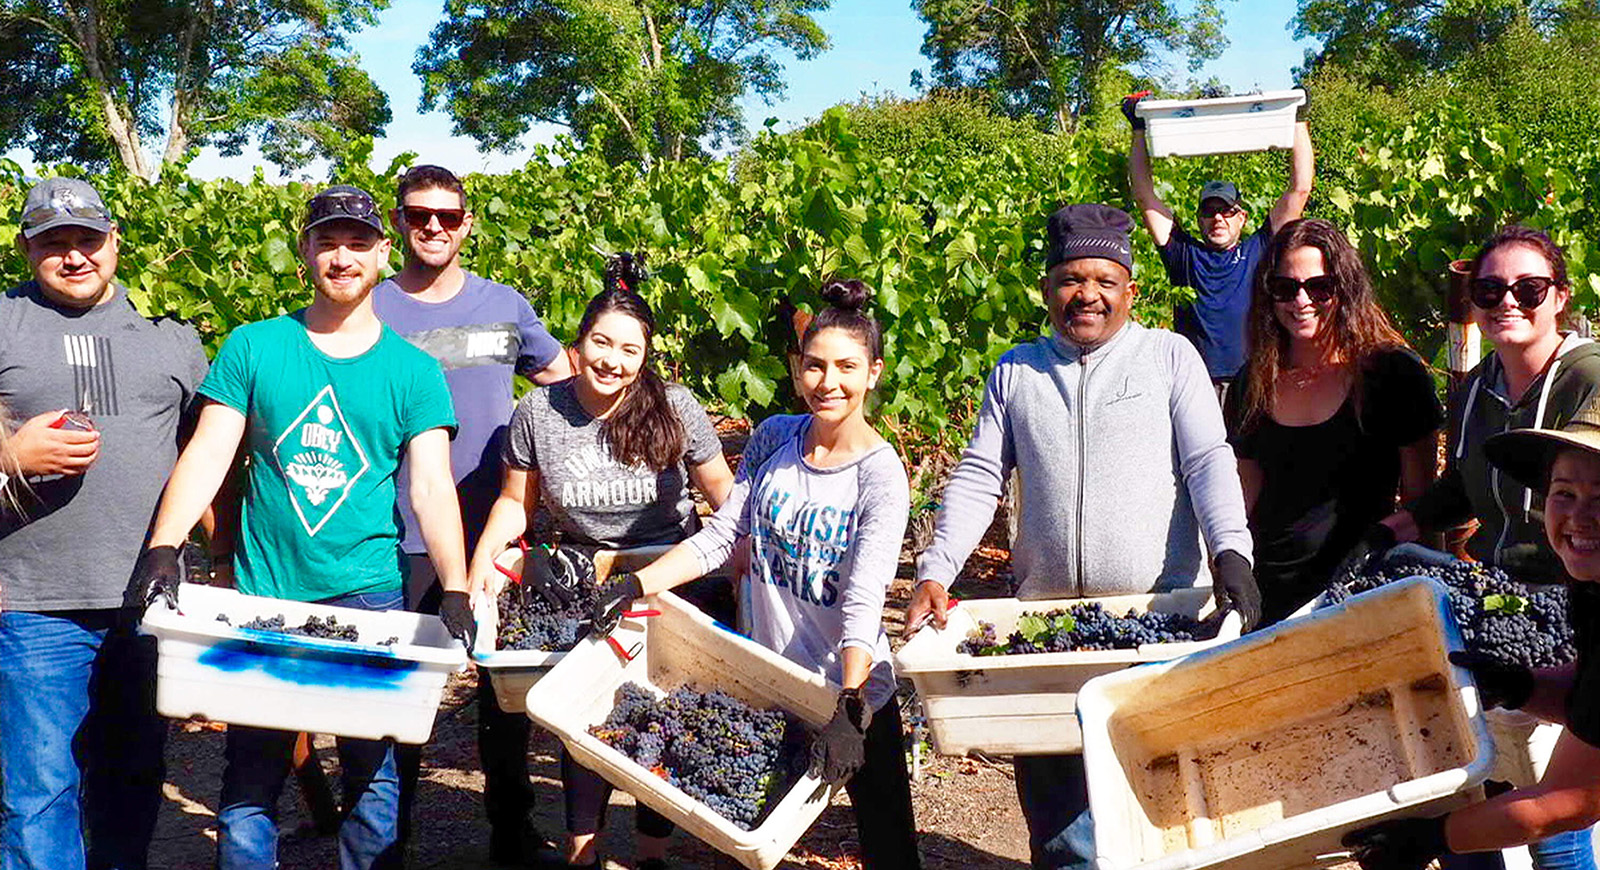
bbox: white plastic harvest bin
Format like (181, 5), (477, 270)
(525, 590), (839, 870)
(140, 583), (467, 743)
(1078, 577), (1494, 870)
(474, 545), (670, 714)
(1135, 89), (1305, 157)
(893, 589), (1240, 756)
(1293, 543), (1563, 793)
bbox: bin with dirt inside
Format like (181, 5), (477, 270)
(1077, 577), (1494, 870)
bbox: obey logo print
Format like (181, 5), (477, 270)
(273, 385), (369, 536)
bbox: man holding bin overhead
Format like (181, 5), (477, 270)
(1124, 92), (1315, 396)
(128, 184), (472, 870)
(903, 203), (1258, 870)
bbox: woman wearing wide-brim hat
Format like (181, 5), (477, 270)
(1342, 401), (1600, 868)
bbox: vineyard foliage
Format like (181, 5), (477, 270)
(0, 108), (1596, 465)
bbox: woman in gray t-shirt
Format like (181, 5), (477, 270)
(607, 281), (921, 869)
(467, 282), (733, 869)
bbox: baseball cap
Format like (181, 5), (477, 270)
(302, 184), (384, 235)
(1198, 181), (1242, 210)
(1045, 203), (1134, 274)
(19, 179), (114, 240)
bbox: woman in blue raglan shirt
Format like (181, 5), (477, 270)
(598, 279), (922, 869)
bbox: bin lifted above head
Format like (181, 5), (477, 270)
(1135, 89), (1306, 158)
(1076, 576), (1495, 870)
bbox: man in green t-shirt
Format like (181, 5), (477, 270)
(127, 185), (472, 870)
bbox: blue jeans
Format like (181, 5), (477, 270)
(0, 609), (167, 870)
(1530, 830), (1597, 870)
(1013, 754), (1092, 870)
(216, 589), (405, 870)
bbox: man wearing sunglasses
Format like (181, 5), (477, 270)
(129, 185), (472, 870)
(0, 179), (210, 870)
(1125, 93), (1315, 400)
(370, 165), (571, 864)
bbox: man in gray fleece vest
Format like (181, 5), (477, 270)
(903, 203), (1258, 870)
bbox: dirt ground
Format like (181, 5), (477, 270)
(148, 551), (1034, 870)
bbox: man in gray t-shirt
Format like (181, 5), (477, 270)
(0, 178), (209, 870)
(502, 380), (721, 547)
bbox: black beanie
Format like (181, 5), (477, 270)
(1045, 203), (1134, 275)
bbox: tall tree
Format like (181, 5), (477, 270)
(913, 0), (1231, 133)
(1293, 0), (1596, 86)
(414, 0), (831, 167)
(0, 0), (392, 180)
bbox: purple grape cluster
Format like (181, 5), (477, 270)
(1327, 557), (1575, 669)
(234, 613), (396, 645)
(957, 603), (1211, 656)
(589, 682), (800, 830)
(496, 581), (598, 652)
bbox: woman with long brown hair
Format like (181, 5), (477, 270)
(467, 254), (736, 869)
(1225, 218), (1442, 625)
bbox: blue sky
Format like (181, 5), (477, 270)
(11, 0), (1318, 180)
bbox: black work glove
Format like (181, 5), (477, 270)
(1122, 90), (1151, 130)
(1341, 814), (1451, 870)
(1332, 523), (1398, 585)
(439, 590), (477, 650)
(1212, 550), (1261, 632)
(521, 546), (594, 609)
(1449, 650), (1534, 711)
(591, 571), (644, 637)
(121, 545), (181, 628)
(810, 687), (872, 784)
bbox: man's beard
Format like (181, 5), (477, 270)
(313, 270), (378, 305)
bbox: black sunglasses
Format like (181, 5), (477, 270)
(1470, 276), (1556, 310)
(1266, 274), (1338, 303)
(305, 192), (379, 226)
(1200, 203), (1242, 219)
(400, 206), (466, 231)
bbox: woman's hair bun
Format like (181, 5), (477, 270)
(605, 251), (650, 293)
(820, 278), (873, 312)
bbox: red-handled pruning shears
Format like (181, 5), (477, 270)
(494, 537), (533, 585)
(601, 608), (660, 661)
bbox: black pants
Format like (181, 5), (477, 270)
(398, 573), (534, 840)
(561, 751), (675, 838)
(845, 698), (923, 870)
(1013, 754), (1089, 870)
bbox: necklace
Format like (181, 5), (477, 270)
(1281, 361), (1343, 390)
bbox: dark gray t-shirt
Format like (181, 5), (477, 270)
(0, 282), (209, 611)
(502, 380), (720, 548)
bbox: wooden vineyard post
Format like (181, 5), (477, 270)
(1444, 259), (1481, 559)
(1446, 260), (1482, 385)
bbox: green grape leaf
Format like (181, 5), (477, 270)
(1483, 594), (1527, 615)
(1017, 613), (1049, 642)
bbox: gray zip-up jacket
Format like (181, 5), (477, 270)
(917, 321), (1252, 599)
